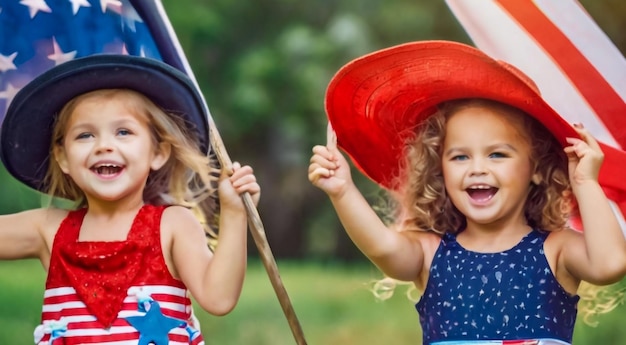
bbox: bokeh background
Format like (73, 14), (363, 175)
(1, 0), (625, 343)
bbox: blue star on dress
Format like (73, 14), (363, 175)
(124, 300), (186, 345)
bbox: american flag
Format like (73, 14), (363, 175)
(0, 0), (197, 126)
(445, 0), (626, 232)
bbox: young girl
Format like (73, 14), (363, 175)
(309, 40), (626, 344)
(0, 54), (260, 344)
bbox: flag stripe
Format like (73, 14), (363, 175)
(534, 0), (626, 103)
(444, 0), (619, 147)
(495, 0), (626, 148)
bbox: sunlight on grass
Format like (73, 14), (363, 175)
(199, 260), (420, 344)
(1, 259), (624, 344)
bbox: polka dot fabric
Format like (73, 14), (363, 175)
(416, 230), (579, 344)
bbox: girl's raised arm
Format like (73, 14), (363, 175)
(561, 125), (626, 285)
(168, 163), (259, 316)
(309, 137), (428, 282)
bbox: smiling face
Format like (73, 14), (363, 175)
(53, 90), (170, 208)
(441, 103), (538, 232)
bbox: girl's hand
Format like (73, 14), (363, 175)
(308, 123), (353, 197)
(219, 162), (261, 210)
(563, 123), (604, 186)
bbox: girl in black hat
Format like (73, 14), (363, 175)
(0, 55), (260, 344)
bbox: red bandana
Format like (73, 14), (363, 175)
(58, 239), (144, 327)
(48, 206), (166, 328)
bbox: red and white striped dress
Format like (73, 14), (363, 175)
(35, 205), (205, 345)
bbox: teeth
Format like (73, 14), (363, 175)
(95, 164), (119, 168)
(468, 185), (491, 190)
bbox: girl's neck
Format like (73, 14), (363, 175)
(457, 219), (532, 253)
(83, 193), (145, 217)
(78, 200), (145, 242)
(76, 194), (146, 242)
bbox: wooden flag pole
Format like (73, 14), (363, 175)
(207, 117), (308, 345)
(148, 4), (306, 341)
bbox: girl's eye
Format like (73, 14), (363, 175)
(489, 152), (508, 158)
(117, 129), (132, 136)
(451, 155), (469, 161)
(76, 132), (93, 140)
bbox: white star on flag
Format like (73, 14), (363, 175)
(19, 0), (52, 19)
(48, 37), (77, 66)
(69, 0), (91, 15)
(0, 52), (18, 73)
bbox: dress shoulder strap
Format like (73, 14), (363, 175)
(53, 207), (88, 244)
(126, 204), (167, 244)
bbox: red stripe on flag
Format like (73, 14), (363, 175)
(495, 0), (626, 148)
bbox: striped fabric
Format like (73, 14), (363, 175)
(36, 285), (204, 345)
(445, 0), (626, 233)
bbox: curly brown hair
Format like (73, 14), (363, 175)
(390, 98), (572, 234)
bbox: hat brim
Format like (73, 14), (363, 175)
(325, 40), (579, 189)
(0, 54), (209, 191)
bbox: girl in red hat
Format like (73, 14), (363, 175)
(309, 41), (626, 345)
(0, 55), (260, 344)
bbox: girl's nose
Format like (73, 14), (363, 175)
(94, 137), (114, 154)
(469, 158), (487, 176)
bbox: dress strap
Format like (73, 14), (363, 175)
(54, 207), (88, 244)
(126, 204), (167, 244)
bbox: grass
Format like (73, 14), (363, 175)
(1, 259), (624, 344)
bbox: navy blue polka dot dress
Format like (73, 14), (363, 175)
(416, 229), (579, 344)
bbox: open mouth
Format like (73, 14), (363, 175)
(91, 164), (123, 176)
(466, 185), (498, 202)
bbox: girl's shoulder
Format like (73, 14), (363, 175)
(161, 205), (197, 221)
(26, 206), (69, 231)
(38, 207), (70, 238)
(544, 227), (583, 247)
(398, 228), (442, 250)
(160, 205), (203, 235)
(539, 227), (578, 263)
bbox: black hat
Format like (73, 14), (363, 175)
(0, 54), (209, 191)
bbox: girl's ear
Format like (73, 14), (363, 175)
(53, 145), (70, 174)
(150, 141), (171, 171)
(531, 161), (542, 185)
(531, 172), (542, 185)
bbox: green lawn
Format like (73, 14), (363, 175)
(1, 259), (624, 344)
